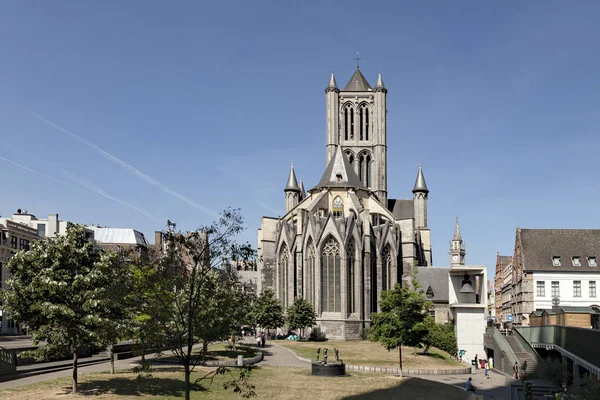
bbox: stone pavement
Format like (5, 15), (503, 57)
(413, 367), (513, 400)
(242, 337), (309, 368)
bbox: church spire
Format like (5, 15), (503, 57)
(453, 217), (462, 241)
(299, 178), (306, 200)
(412, 165), (429, 193)
(375, 71), (386, 91)
(326, 71), (339, 91)
(284, 164), (300, 192)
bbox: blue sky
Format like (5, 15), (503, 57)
(1, 1), (600, 280)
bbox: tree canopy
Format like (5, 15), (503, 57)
(1, 224), (129, 393)
(368, 282), (431, 373)
(286, 297), (316, 337)
(251, 289), (285, 331)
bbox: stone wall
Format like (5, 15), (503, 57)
(317, 319), (364, 340)
(483, 332), (514, 377)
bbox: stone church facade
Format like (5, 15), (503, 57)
(257, 67), (433, 339)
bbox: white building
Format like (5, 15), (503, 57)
(6, 210), (95, 240)
(448, 218), (487, 361)
(512, 228), (600, 325)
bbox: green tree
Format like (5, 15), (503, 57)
(368, 282), (431, 375)
(140, 209), (256, 400)
(286, 297), (316, 338)
(1, 224), (129, 393)
(421, 318), (457, 355)
(251, 289), (285, 334)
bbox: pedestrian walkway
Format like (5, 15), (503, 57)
(242, 337), (309, 368)
(414, 368), (512, 399)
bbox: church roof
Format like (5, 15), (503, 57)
(299, 178), (306, 199)
(314, 146), (365, 190)
(343, 68), (372, 91)
(374, 72), (386, 90)
(453, 217), (462, 241)
(326, 72), (339, 90)
(285, 164), (300, 192)
(417, 267), (449, 302)
(388, 199), (414, 219)
(412, 165), (429, 193)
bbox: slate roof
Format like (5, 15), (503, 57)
(343, 68), (372, 91)
(417, 267), (449, 302)
(530, 311), (543, 317)
(314, 146), (365, 190)
(541, 309), (558, 315)
(412, 165), (429, 193)
(499, 255), (513, 267)
(519, 229), (600, 272)
(388, 199), (414, 219)
(285, 165), (300, 191)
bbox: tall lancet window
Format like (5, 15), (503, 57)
(344, 104), (354, 141)
(306, 241), (316, 307)
(321, 237), (341, 313)
(382, 245), (392, 292)
(280, 245), (289, 307)
(358, 154), (364, 183)
(365, 154), (371, 188)
(347, 239), (356, 314)
(359, 103), (369, 141)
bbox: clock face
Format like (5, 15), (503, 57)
(452, 255), (459, 262)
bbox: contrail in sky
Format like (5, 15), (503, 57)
(25, 108), (218, 219)
(236, 108), (244, 121)
(0, 155), (162, 223)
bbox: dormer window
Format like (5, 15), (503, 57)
(552, 256), (561, 267)
(426, 286), (434, 300)
(336, 174), (342, 182)
(572, 257), (581, 267)
(589, 257), (597, 267)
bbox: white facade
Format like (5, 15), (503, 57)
(533, 272), (600, 310)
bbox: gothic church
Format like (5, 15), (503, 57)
(257, 67), (433, 339)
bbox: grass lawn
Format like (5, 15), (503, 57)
(157, 343), (257, 363)
(277, 340), (461, 370)
(0, 366), (467, 400)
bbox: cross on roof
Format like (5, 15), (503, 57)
(354, 52), (361, 69)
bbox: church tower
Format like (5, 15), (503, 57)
(450, 217), (466, 266)
(325, 67), (388, 203)
(284, 164), (300, 213)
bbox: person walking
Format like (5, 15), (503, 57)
(474, 354), (478, 369)
(256, 334), (262, 348)
(521, 360), (528, 379)
(260, 332), (266, 348)
(513, 361), (519, 379)
(485, 360), (490, 379)
(489, 356), (494, 369)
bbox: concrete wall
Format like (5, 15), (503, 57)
(454, 307), (486, 361)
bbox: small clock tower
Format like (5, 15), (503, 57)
(450, 217), (466, 266)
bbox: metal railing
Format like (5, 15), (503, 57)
(486, 326), (519, 367)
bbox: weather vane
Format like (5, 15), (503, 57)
(354, 52), (361, 68)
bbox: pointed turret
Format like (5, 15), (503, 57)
(313, 146), (365, 190)
(374, 72), (386, 91)
(453, 217), (462, 241)
(299, 178), (306, 200)
(326, 71), (339, 91)
(343, 68), (372, 91)
(412, 165), (429, 193)
(284, 164), (300, 192)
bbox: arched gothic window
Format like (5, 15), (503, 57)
(347, 240), (356, 314)
(306, 241), (316, 307)
(344, 104), (354, 141)
(345, 150), (354, 165)
(321, 238), (341, 313)
(359, 103), (369, 140)
(382, 245), (392, 292)
(280, 245), (289, 307)
(358, 152), (372, 188)
(365, 154), (371, 188)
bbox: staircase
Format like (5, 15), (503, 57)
(504, 334), (538, 379)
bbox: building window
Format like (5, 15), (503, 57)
(590, 281), (597, 297)
(347, 240), (355, 314)
(19, 239), (30, 251)
(552, 256), (561, 266)
(321, 238), (341, 313)
(37, 224), (46, 237)
(588, 257), (597, 267)
(429, 307), (436, 318)
(10, 236), (17, 249)
(573, 281), (582, 297)
(279, 245), (289, 308)
(551, 281), (560, 297)
(359, 103), (369, 141)
(306, 242), (316, 307)
(382, 245), (392, 292)
(343, 104), (354, 141)
(536, 281), (545, 297)
(572, 257), (581, 267)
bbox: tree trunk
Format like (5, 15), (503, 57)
(202, 340), (208, 362)
(398, 346), (403, 377)
(184, 362), (191, 400)
(141, 340), (146, 364)
(72, 345), (78, 393)
(109, 344), (115, 374)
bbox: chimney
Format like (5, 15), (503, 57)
(154, 231), (162, 249)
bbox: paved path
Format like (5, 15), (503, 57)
(413, 368), (512, 400)
(243, 338), (309, 368)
